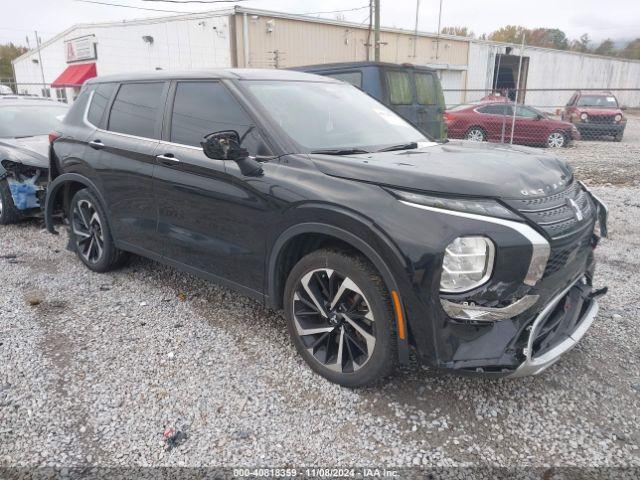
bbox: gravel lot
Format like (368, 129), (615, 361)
(1, 117), (639, 471)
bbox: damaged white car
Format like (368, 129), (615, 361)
(0, 97), (68, 224)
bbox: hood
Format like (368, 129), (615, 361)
(309, 140), (573, 199)
(0, 135), (49, 168)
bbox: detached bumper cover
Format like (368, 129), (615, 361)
(510, 279), (599, 377)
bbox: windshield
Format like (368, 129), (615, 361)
(244, 81), (428, 152)
(0, 104), (68, 138)
(577, 95), (618, 108)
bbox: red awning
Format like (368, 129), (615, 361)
(51, 63), (97, 88)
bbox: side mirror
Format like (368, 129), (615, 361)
(201, 130), (263, 176)
(536, 114), (544, 120)
(201, 130), (248, 160)
(620, 105), (628, 111)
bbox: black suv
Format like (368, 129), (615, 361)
(46, 70), (607, 387)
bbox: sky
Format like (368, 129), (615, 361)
(0, 0), (638, 48)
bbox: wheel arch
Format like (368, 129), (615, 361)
(44, 173), (108, 234)
(267, 219), (411, 363)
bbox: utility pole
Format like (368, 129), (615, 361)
(374, 0), (380, 62)
(435, 0), (443, 60)
(510, 33), (526, 145)
(34, 31), (46, 96)
(366, 0), (373, 61)
(412, 0), (421, 58)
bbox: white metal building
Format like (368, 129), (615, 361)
(12, 6), (640, 108)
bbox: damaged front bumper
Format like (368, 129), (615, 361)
(510, 277), (604, 377)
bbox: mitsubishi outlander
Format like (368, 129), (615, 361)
(46, 70), (607, 387)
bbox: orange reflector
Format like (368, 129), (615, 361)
(391, 290), (406, 340)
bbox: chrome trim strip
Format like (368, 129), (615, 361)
(441, 294), (539, 322)
(399, 200), (550, 287)
(158, 140), (203, 152)
(510, 276), (597, 377)
(82, 90), (96, 129)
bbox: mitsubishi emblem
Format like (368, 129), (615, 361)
(566, 198), (583, 221)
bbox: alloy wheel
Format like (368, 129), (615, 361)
(547, 132), (566, 148)
(72, 199), (105, 264)
(466, 128), (485, 142)
(292, 268), (376, 374)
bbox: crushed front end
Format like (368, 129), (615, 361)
(394, 180), (608, 377)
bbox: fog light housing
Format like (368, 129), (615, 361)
(440, 236), (495, 293)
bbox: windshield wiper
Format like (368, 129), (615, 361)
(377, 142), (418, 152)
(310, 148), (370, 155)
(14, 135), (36, 139)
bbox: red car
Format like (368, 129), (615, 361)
(445, 102), (580, 148)
(561, 91), (626, 141)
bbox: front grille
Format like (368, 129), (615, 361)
(589, 115), (615, 124)
(505, 182), (595, 241)
(543, 235), (591, 277)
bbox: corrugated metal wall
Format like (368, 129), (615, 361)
(467, 42), (640, 108)
(233, 13), (468, 69)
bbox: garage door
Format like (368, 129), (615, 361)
(438, 70), (464, 107)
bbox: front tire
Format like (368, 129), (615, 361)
(613, 132), (623, 142)
(69, 188), (128, 272)
(465, 127), (486, 142)
(0, 179), (21, 225)
(546, 131), (566, 148)
(284, 249), (397, 387)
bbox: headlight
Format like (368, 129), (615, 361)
(580, 112), (588, 121)
(614, 114), (623, 122)
(441, 236), (495, 292)
(387, 189), (521, 220)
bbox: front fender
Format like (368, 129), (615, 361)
(267, 211), (411, 363)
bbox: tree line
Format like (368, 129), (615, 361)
(440, 26), (640, 60)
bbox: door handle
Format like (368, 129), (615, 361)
(88, 139), (104, 150)
(156, 153), (180, 164)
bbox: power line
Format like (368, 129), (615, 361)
(74, 0), (196, 14)
(300, 5), (370, 16)
(141, 0), (245, 3)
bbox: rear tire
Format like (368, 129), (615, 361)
(0, 179), (21, 225)
(613, 132), (623, 142)
(69, 188), (129, 272)
(465, 127), (486, 142)
(284, 249), (397, 387)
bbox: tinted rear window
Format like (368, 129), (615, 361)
(170, 81), (252, 147)
(478, 104), (511, 115)
(87, 83), (116, 127)
(415, 73), (437, 105)
(108, 82), (164, 138)
(386, 71), (412, 105)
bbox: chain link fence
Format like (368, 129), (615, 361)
(441, 87), (639, 147)
(2, 77), (638, 148)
